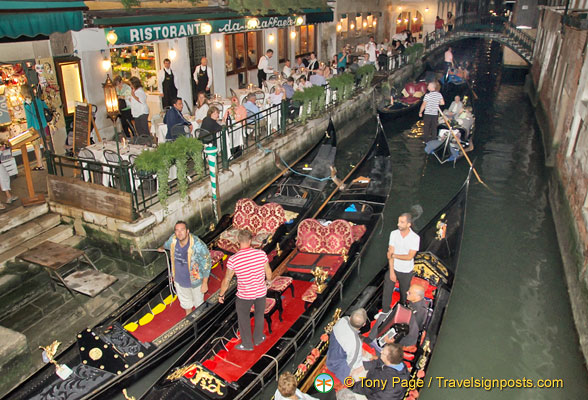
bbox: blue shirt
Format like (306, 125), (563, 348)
(337, 52), (347, 68)
(282, 83), (294, 99)
(173, 239), (191, 288)
(244, 101), (260, 123)
(164, 107), (191, 140)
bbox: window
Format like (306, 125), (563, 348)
(296, 25), (316, 57)
(224, 31), (262, 75)
(278, 28), (288, 62)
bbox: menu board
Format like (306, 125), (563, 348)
(73, 102), (91, 154)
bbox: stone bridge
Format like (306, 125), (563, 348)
(423, 18), (535, 65)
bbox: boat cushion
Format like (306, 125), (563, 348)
(210, 250), (226, 266)
(296, 219), (362, 255)
(216, 228), (271, 254)
(217, 199), (286, 253)
(399, 96), (421, 105)
(316, 255), (345, 270)
(289, 252), (321, 266)
(232, 198), (286, 235)
(269, 276), (293, 292)
(250, 297), (276, 314)
(302, 283), (319, 303)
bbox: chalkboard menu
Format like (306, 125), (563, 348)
(73, 102), (91, 154)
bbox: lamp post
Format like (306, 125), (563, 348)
(102, 74), (121, 156)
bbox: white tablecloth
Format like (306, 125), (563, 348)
(156, 120), (199, 144)
(83, 141), (177, 189)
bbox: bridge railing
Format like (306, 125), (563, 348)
(424, 16), (534, 59)
(504, 21), (535, 52)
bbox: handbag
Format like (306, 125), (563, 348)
(43, 108), (53, 123)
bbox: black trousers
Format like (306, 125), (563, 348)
(235, 296), (265, 348)
(257, 69), (267, 88)
(382, 269), (414, 312)
(423, 114), (438, 141)
(120, 109), (133, 137)
(133, 114), (150, 136)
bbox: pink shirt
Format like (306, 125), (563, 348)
(227, 248), (268, 299)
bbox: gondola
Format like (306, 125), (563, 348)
(140, 118), (392, 400)
(293, 174), (470, 399)
(377, 81), (428, 121)
(425, 96), (475, 165)
(3, 121), (338, 400)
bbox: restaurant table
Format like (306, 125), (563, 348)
(155, 119), (199, 144)
(82, 141), (177, 188)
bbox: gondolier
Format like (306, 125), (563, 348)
(257, 49), (274, 88)
(382, 213), (420, 311)
(193, 57), (212, 96)
(158, 221), (212, 315)
(158, 58), (179, 109)
(419, 82), (444, 141)
(218, 229), (272, 351)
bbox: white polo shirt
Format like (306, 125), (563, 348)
(389, 229), (420, 273)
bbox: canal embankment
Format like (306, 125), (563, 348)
(525, 5), (588, 366)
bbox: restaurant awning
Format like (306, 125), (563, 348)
(0, 1), (87, 39)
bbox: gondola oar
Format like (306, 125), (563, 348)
(437, 106), (491, 191)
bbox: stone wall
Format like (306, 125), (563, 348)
(528, 6), (588, 365)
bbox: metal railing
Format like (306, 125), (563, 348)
(423, 15), (535, 62)
(47, 70), (382, 218)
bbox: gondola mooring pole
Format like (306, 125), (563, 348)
(204, 145), (221, 223)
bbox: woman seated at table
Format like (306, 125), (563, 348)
(295, 76), (312, 91)
(223, 96), (247, 124)
(164, 97), (192, 141)
(270, 85), (286, 105)
(194, 91), (209, 126)
(199, 106), (222, 145)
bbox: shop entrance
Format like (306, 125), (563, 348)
(188, 35), (207, 104)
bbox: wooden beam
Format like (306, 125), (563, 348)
(47, 175), (134, 222)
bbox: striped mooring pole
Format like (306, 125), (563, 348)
(203, 145), (220, 222)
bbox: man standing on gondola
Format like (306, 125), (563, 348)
(218, 230), (272, 351)
(382, 213), (420, 312)
(158, 221), (212, 316)
(193, 57), (212, 96)
(158, 58), (179, 109)
(419, 82), (444, 141)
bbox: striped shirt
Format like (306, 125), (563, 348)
(423, 91), (444, 115)
(227, 248), (268, 299)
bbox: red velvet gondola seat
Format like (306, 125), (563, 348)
(216, 199), (286, 253)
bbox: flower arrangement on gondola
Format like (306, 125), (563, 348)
(294, 309), (341, 381)
(134, 136), (204, 207)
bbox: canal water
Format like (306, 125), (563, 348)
(120, 39), (588, 399)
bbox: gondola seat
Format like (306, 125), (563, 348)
(398, 82), (428, 105)
(217, 198), (286, 253)
(268, 276), (295, 297)
(250, 297), (282, 334)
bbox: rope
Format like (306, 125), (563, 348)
(261, 353), (280, 382)
(256, 143), (333, 182)
(132, 248), (176, 296)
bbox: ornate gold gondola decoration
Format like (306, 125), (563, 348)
(312, 267), (329, 293)
(167, 364), (227, 396)
(122, 388), (135, 400)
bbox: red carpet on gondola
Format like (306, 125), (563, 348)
(131, 264), (227, 343)
(202, 280), (313, 382)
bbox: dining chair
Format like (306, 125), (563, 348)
(103, 149), (122, 188)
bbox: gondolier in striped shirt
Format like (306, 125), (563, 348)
(218, 229), (272, 351)
(419, 82), (445, 141)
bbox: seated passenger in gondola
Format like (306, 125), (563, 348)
(369, 284), (428, 348)
(456, 106), (474, 136)
(326, 308), (373, 382)
(274, 372), (318, 400)
(443, 95), (463, 120)
(349, 343), (409, 400)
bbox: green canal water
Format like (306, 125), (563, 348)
(119, 39), (588, 399)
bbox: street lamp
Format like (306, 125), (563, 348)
(102, 74), (121, 155)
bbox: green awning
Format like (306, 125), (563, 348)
(0, 1), (87, 39)
(304, 10), (334, 24)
